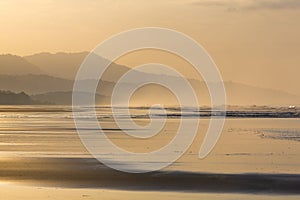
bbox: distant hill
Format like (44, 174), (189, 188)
(0, 54), (44, 75)
(0, 90), (108, 105)
(32, 91), (109, 105)
(0, 74), (73, 94)
(0, 74), (117, 96)
(24, 52), (191, 83)
(125, 81), (300, 106)
(24, 52), (88, 80)
(224, 81), (300, 106)
(24, 52), (134, 81)
(0, 90), (39, 105)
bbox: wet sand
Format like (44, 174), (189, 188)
(1, 157), (300, 194)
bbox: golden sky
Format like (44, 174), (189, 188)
(0, 0), (300, 95)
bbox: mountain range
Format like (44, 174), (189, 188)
(0, 53), (299, 106)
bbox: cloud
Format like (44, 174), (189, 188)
(190, 0), (300, 11)
(246, 0), (300, 10)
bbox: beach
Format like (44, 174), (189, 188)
(0, 106), (300, 199)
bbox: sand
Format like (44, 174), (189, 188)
(1, 184), (300, 200)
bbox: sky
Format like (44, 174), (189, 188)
(0, 0), (300, 95)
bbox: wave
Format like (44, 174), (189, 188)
(0, 105), (299, 119)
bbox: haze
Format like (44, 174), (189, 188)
(0, 0), (299, 96)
